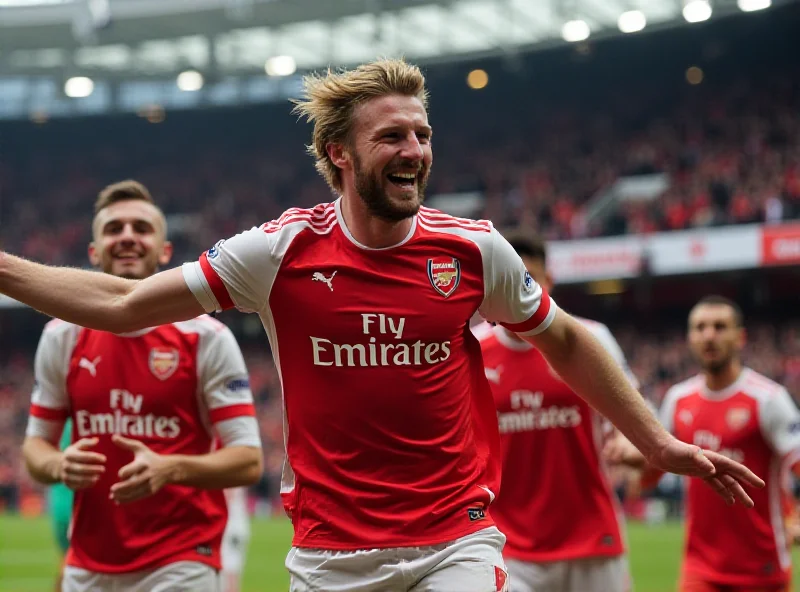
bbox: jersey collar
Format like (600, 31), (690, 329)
(700, 367), (750, 400)
(334, 198), (417, 251)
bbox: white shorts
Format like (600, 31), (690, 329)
(62, 561), (220, 592)
(286, 527), (509, 592)
(221, 526), (250, 574)
(505, 555), (630, 592)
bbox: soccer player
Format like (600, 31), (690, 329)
(606, 296), (800, 592)
(476, 235), (636, 592)
(47, 422), (252, 592)
(21, 181), (263, 592)
(2, 60), (762, 591)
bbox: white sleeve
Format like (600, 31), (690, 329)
(760, 388), (800, 458)
(658, 389), (678, 435)
(26, 323), (76, 444)
(198, 325), (262, 449)
(478, 227), (557, 336)
(582, 322), (639, 389)
(182, 227), (277, 314)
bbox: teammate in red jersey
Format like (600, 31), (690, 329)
(21, 181), (263, 592)
(476, 235), (636, 592)
(606, 296), (800, 592)
(3, 60), (762, 591)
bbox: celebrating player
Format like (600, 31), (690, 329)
(476, 235), (637, 592)
(21, 181), (262, 592)
(3, 60), (762, 591)
(606, 296), (800, 592)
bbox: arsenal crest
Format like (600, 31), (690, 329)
(149, 347), (179, 381)
(726, 407), (751, 431)
(427, 257), (461, 298)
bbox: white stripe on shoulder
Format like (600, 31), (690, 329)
(174, 315), (228, 336)
(741, 368), (785, 401)
(664, 375), (705, 404)
(261, 203), (337, 235)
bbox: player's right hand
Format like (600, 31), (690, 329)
(59, 437), (107, 490)
(647, 438), (765, 507)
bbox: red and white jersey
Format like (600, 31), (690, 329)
(182, 200), (556, 550)
(661, 368), (800, 586)
(26, 316), (261, 574)
(476, 320), (637, 563)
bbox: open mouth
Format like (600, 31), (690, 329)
(386, 172), (417, 190)
(113, 253), (142, 262)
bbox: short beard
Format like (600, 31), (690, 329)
(353, 154), (428, 223)
(701, 354), (734, 375)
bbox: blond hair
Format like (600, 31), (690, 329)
(292, 58), (429, 192)
(94, 180), (155, 214)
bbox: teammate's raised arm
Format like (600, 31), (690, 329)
(0, 255), (202, 333)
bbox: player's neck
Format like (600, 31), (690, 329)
(340, 193), (414, 249)
(704, 360), (743, 392)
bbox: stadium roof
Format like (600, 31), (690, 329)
(0, 0), (787, 78)
(0, 0), (791, 120)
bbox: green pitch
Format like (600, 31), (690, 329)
(0, 514), (797, 592)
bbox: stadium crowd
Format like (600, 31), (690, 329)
(1, 316), (798, 512)
(1, 66), (799, 269)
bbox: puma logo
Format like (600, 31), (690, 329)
(78, 356), (102, 378)
(312, 271), (337, 292)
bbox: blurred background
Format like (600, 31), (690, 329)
(1, 0), (799, 590)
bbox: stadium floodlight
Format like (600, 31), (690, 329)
(561, 20), (590, 43)
(618, 10), (647, 33)
(683, 0), (712, 22)
(466, 69), (489, 90)
(265, 56), (297, 77)
(737, 0), (770, 11)
(64, 76), (94, 98)
(0, 0), (72, 5)
(177, 70), (204, 92)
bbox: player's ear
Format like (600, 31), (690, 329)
(737, 327), (747, 349)
(327, 143), (350, 171)
(158, 240), (174, 266)
(88, 242), (101, 268)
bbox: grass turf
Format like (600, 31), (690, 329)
(0, 514), (797, 591)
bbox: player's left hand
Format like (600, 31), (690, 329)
(647, 437), (765, 507)
(109, 435), (176, 504)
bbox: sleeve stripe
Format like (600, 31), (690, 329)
(199, 253), (235, 311)
(182, 262), (219, 313)
(30, 404), (69, 421)
(499, 290), (555, 335)
(209, 403), (256, 424)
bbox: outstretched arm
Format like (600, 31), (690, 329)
(0, 253), (202, 333)
(525, 310), (765, 506)
(526, 311), (668, 459)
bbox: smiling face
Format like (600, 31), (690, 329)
(89, 200), (172, 279)
(332, 94), (433, 222)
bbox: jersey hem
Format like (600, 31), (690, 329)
(66, 549), (221, 574)
(290, 519), (496, 551)
(682, 565), (790, 587)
